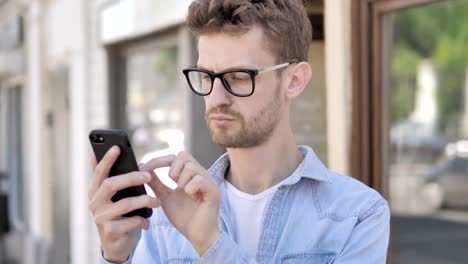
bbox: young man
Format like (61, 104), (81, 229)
(89, 0), (390, 263)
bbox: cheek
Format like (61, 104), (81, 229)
(203, 97), (218, 113)
(236, 100), (259, 121)
(254, 79), (282, 104)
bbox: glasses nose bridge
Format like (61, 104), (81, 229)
(208, 73), (233, 104)
(211, 72), (229, 93)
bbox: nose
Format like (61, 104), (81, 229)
(206, 77), (232, 107)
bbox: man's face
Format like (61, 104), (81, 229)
(197, 26), (285, 148)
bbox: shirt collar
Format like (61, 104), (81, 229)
(208, 145), (331, 184)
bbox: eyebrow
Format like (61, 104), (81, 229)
(196, 64), (259, 72)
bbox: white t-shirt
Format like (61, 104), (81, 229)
(223, 176), (294, 258)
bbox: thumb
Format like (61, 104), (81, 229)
(147, 170), (171, 201)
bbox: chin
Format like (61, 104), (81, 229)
(211, 134), (234, 147)
(211, 132), (237, 148)
(212, 135), (265, 149)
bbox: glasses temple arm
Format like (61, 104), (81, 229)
(258, 60), (299, 74)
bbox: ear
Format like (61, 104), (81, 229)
(285, 62), (312, 99)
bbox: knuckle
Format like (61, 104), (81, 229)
(168, 170), (175, 179)
(177, 173), (189, 185)
(140, 195), (150, 203)
(127, 172), (138, 183)
(94, 165), (104, 177)
(120, 199), (133, 213)
(93, 213), (105, 225)
(184, 183), (192, 193)
(88, 201), (96, 214)
(102, 224), (116, 238)
(177, 151), (190, 161)
(184, 161), (196, 171)
(193, 174), (203, 183)
(102, 178), (116, 193)
(132, 171), (145, 182)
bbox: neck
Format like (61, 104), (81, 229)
(225, 123), (303, 194)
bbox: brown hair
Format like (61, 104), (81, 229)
(186, 0), (312, 63)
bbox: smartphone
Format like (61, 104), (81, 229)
(89, 129), (152, 218)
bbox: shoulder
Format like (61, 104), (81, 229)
(295, 145), (388, 222)
(304, 170), (388, 222)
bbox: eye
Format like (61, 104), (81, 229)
(225, 72), (251, 82)
(201, 73), (211, 80)
(232, 75), (249, 81)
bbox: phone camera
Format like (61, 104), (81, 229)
(91, 134), (104, 143)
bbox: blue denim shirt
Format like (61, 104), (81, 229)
(101, 146), (390, 264)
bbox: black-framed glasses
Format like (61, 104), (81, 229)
(182, 60), (299, 97)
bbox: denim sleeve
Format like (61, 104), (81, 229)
(99, 250), (131, 264)
(132, 221), (162, 264)
(198, 231), (259, 264)
(334, 200), (391, 264)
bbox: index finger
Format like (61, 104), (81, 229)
(140, 154), (177, 201)
(88, 145), (121, 200)
(140, 154), (176, 171)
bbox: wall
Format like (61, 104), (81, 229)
(325, 0), (352, 175)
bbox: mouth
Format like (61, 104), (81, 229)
(209, 114), (235, 125)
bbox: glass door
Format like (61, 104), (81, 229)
(6, 86), (25, 229)
(380, 1), (468, 262)
(0, 85), (25, 264)
(108, 27), (225, 188)
(123, 43), (184, 163)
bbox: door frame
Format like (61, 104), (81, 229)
(350, 0), (446, 195)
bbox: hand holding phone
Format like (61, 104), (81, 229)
(88, 129), (161, 262)
(89, 129), (153, 218)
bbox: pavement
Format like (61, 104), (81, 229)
(389, 210), (468, 264)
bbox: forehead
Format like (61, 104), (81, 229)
(197, 26), (276, 70)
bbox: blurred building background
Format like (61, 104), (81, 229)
(0, 0), (467, 263)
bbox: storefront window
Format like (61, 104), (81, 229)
(382, 1), (468, 262)
(124, 44), (184, 189)
(126, 45), (184, 157)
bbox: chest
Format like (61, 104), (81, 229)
(157, 188), (357, 264)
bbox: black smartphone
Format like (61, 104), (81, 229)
(89, 129), (152, 218)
